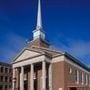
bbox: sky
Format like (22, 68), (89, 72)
(0, 0), (90, 66)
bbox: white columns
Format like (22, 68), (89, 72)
(20, 66), (24, 90)
(12, 68), (15, 90)
(49, 64), (52, 90)
(42, 61), (46, 90)
(31, 64), (34, 90)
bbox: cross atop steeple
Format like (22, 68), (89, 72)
(33, 0), (45, 40)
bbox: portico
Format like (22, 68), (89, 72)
(12, 54), (52, 90)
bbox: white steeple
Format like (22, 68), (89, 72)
(36, 0), (42, 29)
(33, 0), (45, 40)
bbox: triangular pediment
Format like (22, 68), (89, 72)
(14, 48), (44, 62)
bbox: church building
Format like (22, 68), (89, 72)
(12, 0), (90, 90)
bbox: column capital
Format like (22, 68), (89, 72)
(21, 66), (24, 68)
(31, 63), (34, 65)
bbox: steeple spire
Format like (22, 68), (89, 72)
(36, 0), (42, 29)
(28, 0), (50, 48)
(33, 0), (45, 40)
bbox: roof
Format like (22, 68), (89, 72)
(32, 46), (90, 72)
(31, 46), (63, 57)
(0, 61), (11, 67)
(12, 47), (45, 62)
(64, 52), (90, 71)
(12, 45), (90, 72)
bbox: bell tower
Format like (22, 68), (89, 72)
(33, 0), (45, 40)
(28, 0), (49, 48)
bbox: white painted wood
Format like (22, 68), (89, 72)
(12, 68), (15, 90)
(20, 67), (24, 90)
(13, 55), (45, 68)
(65, 57), (90, 74)
(31, 64), (34, 90)
(36, 0), (42, 29)
(52, 56), (64, 63)
(42, 61), (46, 90)
(15, 50), (40, 62)
(49, 64), (52, 90)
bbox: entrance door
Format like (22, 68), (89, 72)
(24, 80), (28, 90)
(69, 87), (77, 90)
(34, 79), (37, 90)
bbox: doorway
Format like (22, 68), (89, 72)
(34, 79), (37, 90)
(69, 87), (77, 90)
(24, 80), (28, 90)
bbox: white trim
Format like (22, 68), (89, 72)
(15, 50), (41, 62)
(31, 64), (34, 90)
(12, 68), (15, 90)
(76, 70), (79, 84)
(20, 66), (24, 90)
(81, 72), (84, 85)
(12, 47), (44, 63)
(86, 74), (88, 85)
(49, 64), (52, 90)
(42, 61), (46, 90)
(13, 55), (45, 68)
(64, 57), (90, 74)
(45, 57), (51, 63)
(52, 56), (64, 63)
(52, 55), (89, 74)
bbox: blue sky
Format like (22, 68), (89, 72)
(0, 0), (90, 66)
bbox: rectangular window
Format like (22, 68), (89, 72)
(89, 76), (90, 87)
(9, 85), (11, 89)
(86, 74), (88, 85)
(1, 67), (4, 73)
(5, 76), (8, 82)
(76, 70), (79, 84)
(9, 77), (12, 82)
(5, 85), (7, 90)
(0, 76), (3, 82)
(9, 68), (12, 73)
(82, 72), (84, 85)
(0, 85), (3, 90)
(5, 68), (8, 73)
(69, 67), (72, 74)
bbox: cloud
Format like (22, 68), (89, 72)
(0, 33), (26, 63)
(69, 41), (90, 57)
(51, 33), (90, 66)
(0, 32), (90, 67)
